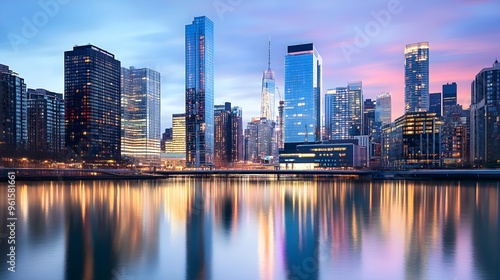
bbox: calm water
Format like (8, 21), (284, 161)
(0, 178), (499, 280)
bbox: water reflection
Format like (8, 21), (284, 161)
(0, 178), (498, 279)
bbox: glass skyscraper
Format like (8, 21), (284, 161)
(185, 16), (214, 168)
(0, 64), (27, 154)
(428, 92), (442, 117)
(64, 45), (121, 162)
(214, 102), (243, 168)
(442, 82), (457, 117)
(260, 38), (275, 121)
(404, 42), (429, 113)
(284, 43), (322, 143)
(121, 66), (161, 167)
(375, 92), (391, 125)
(471, 60), (500, 165)
(325, 82), (363, 140)
(27, 88), (65, 158)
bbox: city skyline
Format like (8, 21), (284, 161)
(1, 0), (499, 129)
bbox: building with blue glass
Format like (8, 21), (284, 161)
(261, 38), (275, 121)
(185, 16), (214, 168)
(442, 82), (457, 117)
(0, 64), (27, 155)
(404, 42), (429, 113)
(325, 82), (363, 140)
(64, 45), (121, 163)
(428, 92), (441, 117)
(121, 66), (161, 167)
(284, 43), (322, 143)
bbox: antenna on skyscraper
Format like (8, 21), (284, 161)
(268, 36), (271, 70)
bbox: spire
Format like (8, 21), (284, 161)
(268, 36), (271, 70)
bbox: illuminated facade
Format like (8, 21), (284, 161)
(0, 64), (27, 154)
(214, 102), (243, 168)
(443, 82), (457, 118)
(166, 113), (186, 155)
(375, 92), (391, 125)
(325, 82), (363, 140)
(185, 16), (214, 168)
(260, 38), (275, 121)
(381, 112), (442, 168)
(404, 42), (429, 113)
(470, 60), (500, 165)
(121, 66), (161, 166)
(27, 88), (65, 158)
(284, 43), (322, 143)
(64, 45), (121, 162)
(279, 141), (366, 170)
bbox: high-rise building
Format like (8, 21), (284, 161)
(284, 43), (322, 143)
(442, 82), (457, 117)
(64, 45), (121, 162)
(185, 16), (214, 168)
(404, 42), (429, 113)
(27, 88), (64, 158)
(375, 92), (391, 125)
(428, 92), (442, 117)
(470, 60), (500, 165)
(325, 82), (363, 140)
(170, 113), (186, 155)
(161, 128), (172, 152)
(363, 98), (376, 136)
(121, 66), (161, 166)
(0, 64), (27, 154)
(214, 102), (243, 168)
(260, 38), (275, 121)
(245, 117), (275, 163)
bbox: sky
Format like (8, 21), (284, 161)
(1, 0), (499, 129)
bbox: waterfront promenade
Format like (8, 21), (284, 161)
(2, 168), (500, 181)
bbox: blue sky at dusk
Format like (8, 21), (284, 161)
(1, 0), (499, 129)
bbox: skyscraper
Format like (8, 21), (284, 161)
(471, 60), (500, 165)
(0, 64), (27, 154)
(260, 38), (275, 121)
(325, 82), (363, 140)
(245, 117), (275, 163)
(375, 92), (391, 125)
(27, 88), (64, 158)
(214, 102), (243, 168)
(363, 98), (376, 136)
(170, 113), (186, 155)
(442, 82), (457, 117)
(121, 66), (161, 166)
(284, 43), (322, 143)
(64, 44), (121, 162)
(428, 92), (442, 117)
(404, 42), (429, 113)
(185, 16), (214, 168)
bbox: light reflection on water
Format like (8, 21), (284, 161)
(0, 178), (499, 280)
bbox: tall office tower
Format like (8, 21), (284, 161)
(65, 45), (121, 162)
(404, 42), (429, 113)
(245, 117), (275, 163)
(0, 64), (27, 154)
(27, 88), (64, 158)
(214, 102), (243, 168)
(428, 92), (442, 117)
(375, 92), (391, 125)
(363, 99), (376, 136)
(442, 82), (457, 117)
(325, 82), (363, 140)
(185, 16), (214, 168)
(260, 38), (276, 121)
(161, 128), (172, 152)
(284, 43), (322, 143)
(470, 60), (500, 165)
(121, 66), (161, 166)
(170, 113), (186, 155)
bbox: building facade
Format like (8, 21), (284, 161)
(375, 92), (391, 125)
(245, 117), (275, 163)
(161, 128), (172, 152)
(404, 42), (429, 113)
(214, 102), (243, 168)
(27, 88), (64, 159)
(443, 82), (457, 118)
(284, 43), (322, 143)
(121, 66), (161, 166)
(185, 16), (214, 168)
(64, 45), (122, 163)
(325, 82), (363, 140)
(428, 92), (442, 117)
(470, 60), (500, 166)
(0, 64), (27, 155)
(381, 112), (442, 169)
